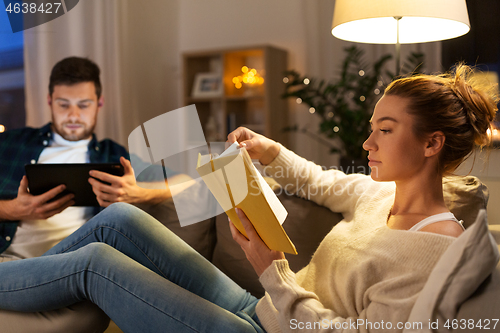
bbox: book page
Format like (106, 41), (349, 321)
(198, 142), (240, 168)
(198, 168), (233, 211)
(198, 153), (213, 166)
(218, 142), (240, 158)
(222, 154), (248, 206)
(253, 168), (287, 225)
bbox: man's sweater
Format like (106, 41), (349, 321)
(255, 146), (456, 333)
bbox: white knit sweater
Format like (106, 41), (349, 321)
(255, 146), (456, 333)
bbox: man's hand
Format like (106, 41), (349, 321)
(0, 176), (75, 221)
(88, 157), (171, 207)
(229, 207), (285, 277)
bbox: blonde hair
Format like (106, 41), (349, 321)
(385, 64), (498, 174)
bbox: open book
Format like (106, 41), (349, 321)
(196, 142), (297, 254)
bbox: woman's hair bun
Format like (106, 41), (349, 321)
(448, 64), (499, 147)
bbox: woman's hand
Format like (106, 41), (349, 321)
(229, 208), (285, 277)
(227, 127), (280, 165)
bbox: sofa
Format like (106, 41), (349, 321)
(120, 174), (500, 332)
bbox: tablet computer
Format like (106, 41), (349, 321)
(25, 163), (124, 206)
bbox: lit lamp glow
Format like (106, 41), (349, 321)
(233, 66), (264, 89)
(331, 0), (470, 74)
(0, 125), (5, 133)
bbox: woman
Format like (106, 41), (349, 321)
(0, 64), (497, 332)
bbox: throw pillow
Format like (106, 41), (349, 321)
(403, 209), (499, 333)
(443, 175), (489, 228)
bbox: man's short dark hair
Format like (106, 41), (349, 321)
(49, 57), (102, 98)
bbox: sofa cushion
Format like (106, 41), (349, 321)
(403, 210), (499, 333)
(443, 175), (489, 228)
(136, 199), (216, 261)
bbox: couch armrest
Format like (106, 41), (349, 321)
(454, 226), (500, 327)
(455, 255), (500, 329)
(488, 225), (500, 245)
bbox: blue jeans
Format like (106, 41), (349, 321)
(0, 203), (265, 333)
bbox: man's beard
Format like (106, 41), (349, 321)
(53, 121), (95, 141)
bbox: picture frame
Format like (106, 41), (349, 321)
(192, 72), (223, 98)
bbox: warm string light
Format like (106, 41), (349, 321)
(233, 66), (264, 89)
(283, 71), (381, 135)
(0, 125), (5, 133)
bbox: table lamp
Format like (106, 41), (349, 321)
(331, 0), (470, 75)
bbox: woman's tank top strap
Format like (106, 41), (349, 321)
(409, 212), (465, 232)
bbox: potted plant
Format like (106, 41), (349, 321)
(282, 46), (423, 173)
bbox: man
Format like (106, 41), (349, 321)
(0, 57), (175, 332)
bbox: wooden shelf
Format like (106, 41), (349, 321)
(186, 97), (222, 103)
(182, 45), (288, 145)
(186, 95), (265, 104)
(225, 94), (265, 101)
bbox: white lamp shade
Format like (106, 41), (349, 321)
(332, 0), (470, 44)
